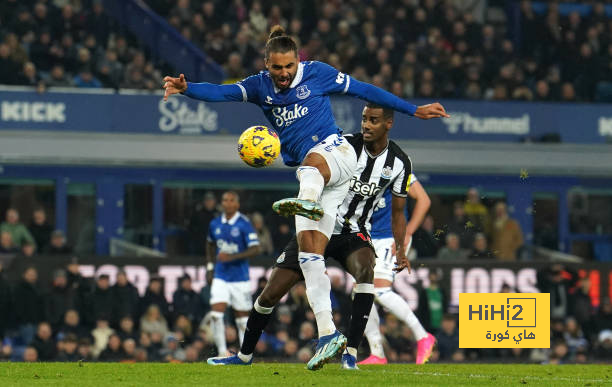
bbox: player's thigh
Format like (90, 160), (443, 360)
(304, 133), (357, 188)
(258, 268), (301, 307)
(210, 278), (231, 306)
(372, 238), (396, 283)
(345, 246), (376, 283)
(228, 281), (253, 312)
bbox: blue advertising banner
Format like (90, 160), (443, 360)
(1, 89), (611, 143)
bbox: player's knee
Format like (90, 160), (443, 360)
(354, 260), (375, 283)
(257, 291), (279, 308)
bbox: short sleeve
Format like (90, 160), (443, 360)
(392, 157), (415, 197)
(314, 61), (351, 95)
(241, 220), (260, 247)
(236, 74), (261, 104)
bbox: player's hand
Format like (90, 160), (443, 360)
(217, 252), (232, 262)
(414, 102), (450, 119)
(394, 248), (411, 274)
(162, 73), (188, 101)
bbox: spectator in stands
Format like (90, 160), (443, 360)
(188, 192), (218, 255)
(173, 314), (193, 343)
(0, 43), (21, 85)
(97, 49), (124, 89)
(251, 212), (273, 256)
(0, 231), (18, 254)
(77, 338), (94, 361)
(57, 333), (80, 362)
(98, 333), (125, 362)
(22, 346), (38, 362)
(447, 201), (476, 249)
(570, 277), (595, 336)
(435, 314), (460, 361)
(594, 298), (612, 336)
(29, 30), (54, 72)
(13, 267), (44, 344)
(172, 274), (203, 326)
(46, 64), (72, 87)
(491, 202), (524, 260)
(29, 208), (53, 252)
(91, 319), (114, 358)
(538, 264), (576, 321)
(73, 67), (102, 88)
(30, 321), (56, 360)
(45, 269), (76, 330)
(117, 316), (138, 342)
(57, 309), (91, 342)
(595, 330), (612, 360)
(19, 241), (36, 257)
(416, 271), (448, 333)
(564, 317), (589, 358)
(0, 263), (10, 339)
(272, 221), (292, 256)
(16, 61), (40, 87)
(111, 270), (139, 325)
(140, 304), (169, 337)
(44, 230), (73, 255)
(1, 208), (36, 249)
(468, 233), (495, 259)
(436, 233), (468, 260)
(463, 188), (489, 236)
(140, 276), (169, 321)
(90, 274), (113, 322)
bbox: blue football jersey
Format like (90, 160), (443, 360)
(207, 212), (259, 282)
(371, 188), (393, 239)
(237, 61), (350, 166)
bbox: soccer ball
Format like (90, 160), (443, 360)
(237, 125), (281, 167)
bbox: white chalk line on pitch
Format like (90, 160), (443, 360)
(407, 371), (609, 384)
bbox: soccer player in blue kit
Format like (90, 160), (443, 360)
(163, 26), (448, 369)
(205, 191), (260, 357)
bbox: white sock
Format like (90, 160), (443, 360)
(345, 346), (357, 358)
(210, 311), (227, 355)
(298, 252), (335, 336)
(364, 303), (385, 358)
(296, 166), (324, 202)
(235, 316), (249, 346)
(376, 287), (428, 341)
(237, 352), (252, 362)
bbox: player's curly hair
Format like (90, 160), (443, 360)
(265, 25), (297, 59)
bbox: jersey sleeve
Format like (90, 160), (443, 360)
(241, 220), (260, 248)
(346, 78), (417, 116)
(182, 73), (261, 104)
(391, 157), (416, 197)
(236, 74), (261, 104)
(313, 61), (351, 95)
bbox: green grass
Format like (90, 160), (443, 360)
(0, 363), (610, 386)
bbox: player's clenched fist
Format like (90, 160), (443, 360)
(162, 73), (188, 101)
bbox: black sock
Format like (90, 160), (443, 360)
(240, 308), (273, 355)
(347, 291), (375, 350)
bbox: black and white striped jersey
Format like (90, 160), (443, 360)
(334, 133), (415, 235)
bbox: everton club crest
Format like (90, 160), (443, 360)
(296, 85), (311, 99)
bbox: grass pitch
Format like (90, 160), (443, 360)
(0, 362), (610, 386)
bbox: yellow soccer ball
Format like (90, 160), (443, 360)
(237, 125), (281, 167)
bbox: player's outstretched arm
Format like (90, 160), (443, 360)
(162, 73), (245, 102)
(346, 78), (450, 119)
(405, 181), (431, 236)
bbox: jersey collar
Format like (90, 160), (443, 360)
(221, 212), (241, 225)
(364, 140), (389, 159)
(273, 62), (304, 94)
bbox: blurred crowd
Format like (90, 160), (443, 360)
(0, 0), (163, 91)
(3, 0), (612, 103)
(148, 0), (612, 102)
(0, 207), (71, 258)
(0, 261), (611, 363)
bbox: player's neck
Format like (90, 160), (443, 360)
(224, 211), (237, 220)
(365, 138), (388, 157)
